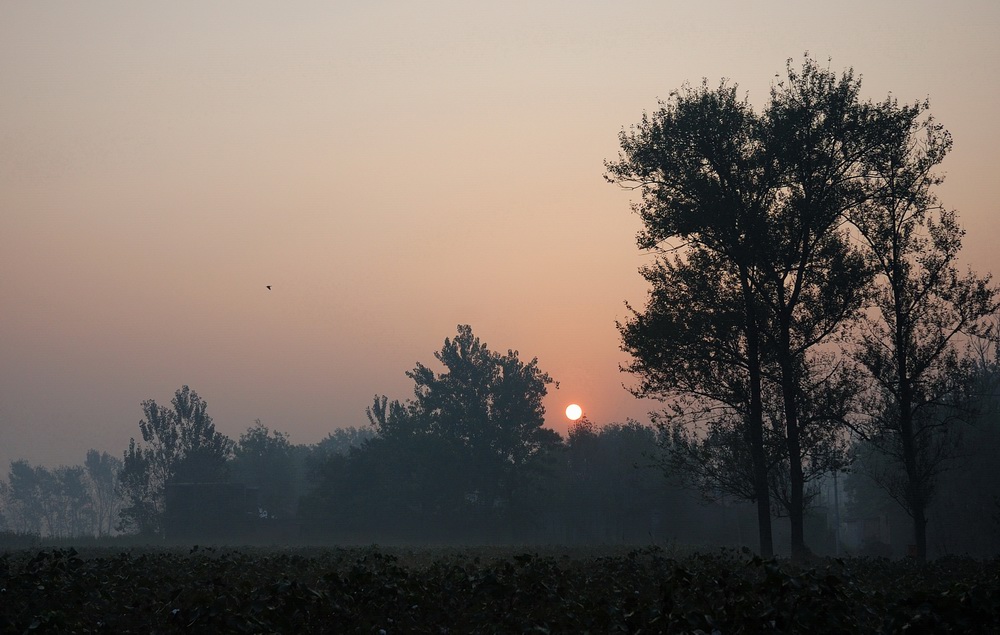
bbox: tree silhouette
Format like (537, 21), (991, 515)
(848, 99), (999, 560)
(608, 56), (905, 559)
(118, 386), (232, 535)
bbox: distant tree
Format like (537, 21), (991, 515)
(373, 325), (558, 510)
(0, 481), (7, 532)
(306, 325), (558, 540)
(561, 420), (683, 544)
(845, 352), (1000, 559)
(85, 449), (122, 537)
(51, 465), (93, 537)
(4, 460), (45, 534)
(926, 347), (1000, 556)
(312, 426), (376, 457)
(846, 97), (1000, 560)
(118, 386), (232, 535)
(2, 461), (95, 537)
(231, 420), (296, 518)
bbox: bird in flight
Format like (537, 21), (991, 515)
(266, 285), (271, 290)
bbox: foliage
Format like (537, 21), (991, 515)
(608, 56), (889, 558)
(845, 96), (1000, 559)
(306, 325), (559, 539)
(231, 420), (296, 518)
(84, 450), (121, 537)
(118, 386), (233, 536)
(2, 461), (95, 538)
(2, 546), (999, 633)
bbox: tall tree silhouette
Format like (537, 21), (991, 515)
(609, 56), (899, 559)
(848, 99), (999, 560)
(118, 386), (232, 535)
(608, 80), (777, 556)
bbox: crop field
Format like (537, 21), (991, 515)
(2, 545), (998, 633)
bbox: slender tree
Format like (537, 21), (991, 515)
(85, 449), (122, 537)
(848, 99), (999, 560)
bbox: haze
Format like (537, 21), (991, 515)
(2, 1), (998, 471)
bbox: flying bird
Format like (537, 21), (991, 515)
(266, 285), (271, 290)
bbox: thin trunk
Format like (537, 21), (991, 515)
(892, 240), (928, 561)
(778, 314), (808, 561)
(912, 504), (928, 561)
(741, 267), (774, 558)
(898, 375), (927, 561)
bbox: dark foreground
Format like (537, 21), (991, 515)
(2, 546), (998, 633)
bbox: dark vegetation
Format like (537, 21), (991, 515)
(2, 546), (999, 633)
(606, 55), (999, 560)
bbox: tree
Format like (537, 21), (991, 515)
(2, 461), (95, 537)
(372, 325), (557, 503)
(607, 81), (778, 556)
(85, 449), (122, 537)
(312, 426), (376, 457)
(118, 386), (232, 535)
(608, 56), (895, 559)
(618, 246), (779, 556)
(51, 465), (94, 537)
(4, 460), (45, 534)
(305, 325), (558, 540)
(847, 99), (1000, 560)
(230, 420), (296, 518)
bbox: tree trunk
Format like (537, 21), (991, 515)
(912, 502), (928, 560)
(899, 408), (928, 561)
(778, 321), (808, 561)
(742, 270), (774, 558)
(894, 275), (928, 562)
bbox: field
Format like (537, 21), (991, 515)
(2, 545), (998, 633)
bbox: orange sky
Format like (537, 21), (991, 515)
(2, 1), (998, 471)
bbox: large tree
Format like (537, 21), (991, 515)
(608, 81), (778, 556)
(608, 57), (889, 559)
(848, 98), (999, 560)
(118, 386), (232, 535)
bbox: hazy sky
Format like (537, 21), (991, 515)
(2, 1), (998, 471)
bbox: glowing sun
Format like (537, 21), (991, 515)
(565, 404), (583, 421)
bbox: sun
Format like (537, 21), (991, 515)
(565, 404), (583, 421)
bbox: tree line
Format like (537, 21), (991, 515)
(1, 328), (998, 555)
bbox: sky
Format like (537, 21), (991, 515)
(2, 1), (998, 471)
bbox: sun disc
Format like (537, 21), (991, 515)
(565, 404), (583, 421)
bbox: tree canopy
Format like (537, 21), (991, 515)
(118, 386), (232, 535)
